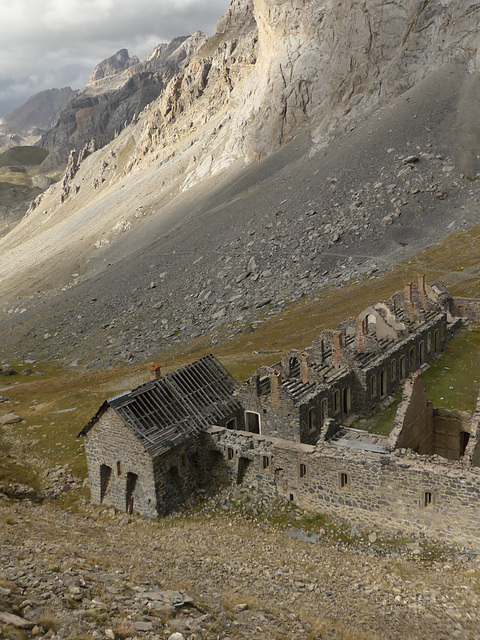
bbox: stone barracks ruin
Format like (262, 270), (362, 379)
(80, 277), (480, 547)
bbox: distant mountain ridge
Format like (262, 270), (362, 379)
(0, 87), (77, 134)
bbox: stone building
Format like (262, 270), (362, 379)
(78, 354), (241, 516)
(80, 278), (480, 546)
(232, 275), (458, 444)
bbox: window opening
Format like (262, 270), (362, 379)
(340, 472), (350, 488)
(226, 418), (237, 430)
(334, 390), (340, 413)
(308, 407), (315, 431)
(409, 346), (415, 369)
(380, 370), (387, 398)
(423, 491), (433, 507)
(245, 411), (261, 434)
(299, 463), (307, 479)
(419, 341), (425, 365)
(370, 375), (376, 398)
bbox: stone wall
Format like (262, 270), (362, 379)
(151, 435), (214, 515)
(207, 426), (480, 548)
(83, 408), (158, 517)
(390, 375), (435, 454)
(433, 408), (471, 461)
(452, 297), (480, 322)
(389, 375), (474, 460)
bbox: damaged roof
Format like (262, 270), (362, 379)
(79, 354), (241, 457)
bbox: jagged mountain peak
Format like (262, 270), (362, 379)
(88, 48), (140, 84)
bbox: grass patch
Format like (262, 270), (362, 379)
(0, 146), (48, 168)
(0, 172), (32, 187)
(422, 325), (480, 411)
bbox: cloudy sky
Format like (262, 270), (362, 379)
(0, 0), (230, 117)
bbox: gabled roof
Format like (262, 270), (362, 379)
(79, 354), (241, 457)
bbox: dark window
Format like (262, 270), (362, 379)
(226, 418), (237, 430)
(117, 461), (122, 476)
(321, 398), (329, 423)
(419, 341), (425, 365)
(339, 472), (350, 489)
(423, 491), (433, 507)
(299, 463), (307, 479)
(308, 408), (315, 431)
(370, 375), (377, 398)
(409, 346), (415, 369)
(380, 370), (387, 398)
(460, 432), (470, 457)
(262, 455), (271, 470)
(334, 390), (340, 413)
(245, 411), (260, 434)
(227, 447), (234, 461)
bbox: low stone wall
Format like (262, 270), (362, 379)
(452, 297), (480, 322)
(207, 426), (480, 549)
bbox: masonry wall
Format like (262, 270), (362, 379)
(393, 376), (435, 455)
(83, 409), (157, 517)
(356, 315), (448, 415)
(207, 426), (480, 548)
(151, 435), (214, 515)
(433, 408), (471, 460)
(234, 380), (302, 441)
(452, 297), (480, 322)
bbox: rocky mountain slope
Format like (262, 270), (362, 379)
(1, 0), (480, 367)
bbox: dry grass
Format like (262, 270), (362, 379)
(112, 618), (137, 640)
(37, 613), (59, 632)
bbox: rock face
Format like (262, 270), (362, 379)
(88, 49), (139, 84)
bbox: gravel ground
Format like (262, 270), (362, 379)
(1, 487), (480, 640)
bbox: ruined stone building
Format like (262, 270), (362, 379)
(80, 278), (480, 547)
(79, 354), (241, 516)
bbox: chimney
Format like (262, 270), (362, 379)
(332, 331), (343, 368)
(404, 282), (413, 303)
(149, 364), (162, 380)
(418, 273), (428, 311)
(271, 369), (282, 408)
(299, 353), (309, 383)
(404, 282), (415, 322)
(356, 317), (364, 353)
(417, 273), (426, 294)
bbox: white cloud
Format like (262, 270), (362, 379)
(0, 0), (230, 116)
